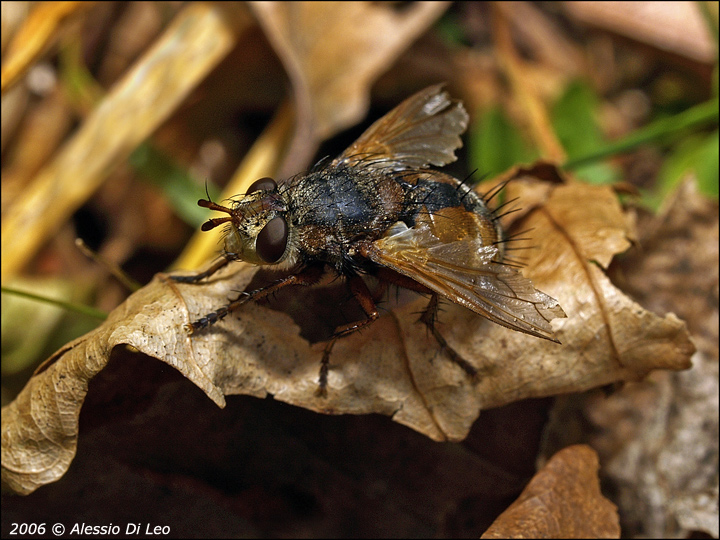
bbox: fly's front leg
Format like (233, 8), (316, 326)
(184, 264), (325, 334)
(419, 294), (478, 379)
(317, 275), (379, 397)
(171, 253), (239, 284)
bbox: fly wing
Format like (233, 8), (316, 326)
(334, 84), (469, 172)
(366, 223), (566, 342)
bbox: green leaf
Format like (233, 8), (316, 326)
(695, 130), (719, 198)
(469, 106), (538, 178)
(658, 130), (719, 202)
(552, 80), (619, 185)
(563, 98), (719, 171)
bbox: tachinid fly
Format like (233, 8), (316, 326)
(175, 84), (566, 395)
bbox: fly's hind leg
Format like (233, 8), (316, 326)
(317, 275), (379, 398)
(419, 294), (479, 379)
(374, 268), (480, 380)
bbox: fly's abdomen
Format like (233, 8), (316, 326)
(403, 176), (505, 261)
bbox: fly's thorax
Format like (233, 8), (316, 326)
(288, 166), (404, 229)
(282, 166), (406, 266)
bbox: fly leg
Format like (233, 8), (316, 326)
(317, 275), (379, 397)
(184, 264), (325, 334)
(171, 253), (239, 284)
(374, 268), (479, 378)
(419, 294), (478, 378)
(419, 294), (478, 379)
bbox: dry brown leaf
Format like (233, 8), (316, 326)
(481, 444), (620, 538)
(1, 166), (694, 494)
(619, 178), (718, 358)
(248, 1), (450, 175)
(543, 177), (718, 538)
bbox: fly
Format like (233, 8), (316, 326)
(174, 84), (566, 395)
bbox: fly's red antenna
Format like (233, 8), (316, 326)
(198, 199), (236, 231)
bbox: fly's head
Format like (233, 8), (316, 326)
(199, 177), (297, 267)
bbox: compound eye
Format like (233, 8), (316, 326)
(247, 177), (277, 193)
(256, 216), (288, 263)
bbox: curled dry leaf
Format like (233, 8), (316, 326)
(481, 444), (620, 538)
(544, 178), (717, 538)
(1, 168), (694, 494)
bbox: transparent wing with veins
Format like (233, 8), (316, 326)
(366, 222), (566, 342)
(335, 83), (469, 172)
